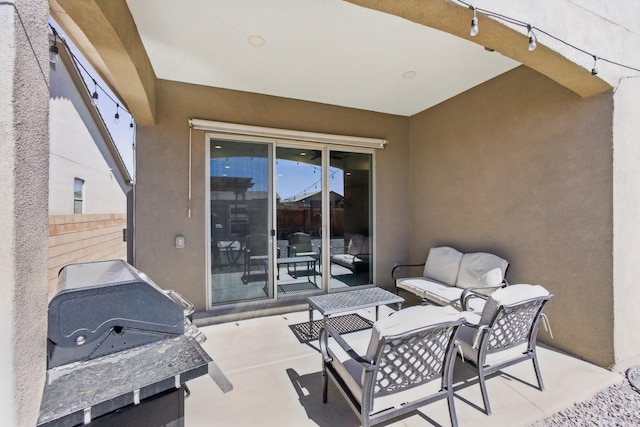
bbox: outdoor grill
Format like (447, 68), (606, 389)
(38, 260), (231, 426)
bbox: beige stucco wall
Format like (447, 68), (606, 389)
(134, 79), (410, 311)
(612, 76), (640, 370)
(0, 1), (49, 425)
(409, 65), (614, 367)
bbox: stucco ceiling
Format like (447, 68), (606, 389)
(126, 0), (519, 117)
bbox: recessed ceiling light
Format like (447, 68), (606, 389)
(300, 152), (306, 156)
(248, 35), (265, 47)
(402, 71), (417, 79)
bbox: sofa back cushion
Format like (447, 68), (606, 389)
(422, 246), (463, 286)
(455, 252), (508, 289)
(347, 234), (366, 256)
(365, 305), (463, 361)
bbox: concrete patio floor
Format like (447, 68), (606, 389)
(186, 305), (622, 427)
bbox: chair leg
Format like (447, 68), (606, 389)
(532, 352), (545, 391)
(322, 363), (328, 404)
(447, 389), (459, 427)
(478, 367), (492, 415)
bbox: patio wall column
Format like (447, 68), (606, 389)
(612, 76), (640, 370)
(0, 0), (49, 425)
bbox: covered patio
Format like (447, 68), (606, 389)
(187, 304), (623, 426)
(45, 0), (639, 373)
(4, 1), (640, 425)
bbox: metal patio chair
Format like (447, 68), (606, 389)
(287, 232), (318, 258)
(319, 305), (466, 427)
(241, 233), (269, 284)
(457, 284), (553, 415)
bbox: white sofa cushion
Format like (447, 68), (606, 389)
(396, 278), (464, 307)
(455, 252), (508, 289)
(347, 234), (365, 255)
(423, 246), (463, 286)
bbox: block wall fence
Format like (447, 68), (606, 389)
(48, 214), (127, 291)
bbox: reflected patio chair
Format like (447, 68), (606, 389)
(287, 232), (319, 277)
(287, 232), (318, 258)
(241, 233), (269, 284)
(320, 305), (466, 427)
(457, 284), (553, 415)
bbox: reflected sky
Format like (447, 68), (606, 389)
(211, 158), (343, 199)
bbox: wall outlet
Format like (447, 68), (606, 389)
(175, 236), (185, 249)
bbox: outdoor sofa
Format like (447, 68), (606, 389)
(330, 234), (370, 276)
(392, 246), (509, 312)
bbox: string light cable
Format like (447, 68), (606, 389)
(452, 0), (640, 75)
(49, 23), (135, 126)
(49, 21), (135, 185)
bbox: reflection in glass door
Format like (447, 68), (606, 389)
(275, 147), (322, 295)
(328, 151), (373, 290)
(210, 140), (272, 305)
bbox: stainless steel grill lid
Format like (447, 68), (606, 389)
(48, 260), (186, 368)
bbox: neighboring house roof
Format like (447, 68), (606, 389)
(282, 190), (343, 203)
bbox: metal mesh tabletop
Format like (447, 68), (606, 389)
(308, 287), (404, 316)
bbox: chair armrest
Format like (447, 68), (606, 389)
(391, 262), (426, 281)
(319, 324), (375, 370)
(460, 288), (489, 311)
(459, 281), (509, 310)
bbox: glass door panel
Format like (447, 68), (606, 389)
(275, 147), (322, 295)
(329, 151), (373, 290)
(210, 140), (272, 305)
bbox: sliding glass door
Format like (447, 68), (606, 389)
(328, 151), (373, 290)
(275, 146), (322, 295)
(210, 139), (273, 304)
(208, 137), (374, 307)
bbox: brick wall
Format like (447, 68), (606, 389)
(48, 214), (127, 291)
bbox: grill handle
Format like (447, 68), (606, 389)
(164, 289), (195, 317)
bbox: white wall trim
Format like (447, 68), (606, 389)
(189, 119), (387, 149)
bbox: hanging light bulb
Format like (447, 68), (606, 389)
(114, 104), (120, 124)
(591, 55), (599, 75)
(49, 40), (59, 64)
(49, 29), (60, 64)
(527, 25), (537, 51)
(470, 8), (479, 37)
(91, 79), (99, 106)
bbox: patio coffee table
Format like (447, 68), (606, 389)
(277, 256), (317, 284)
(307, 287), (404, 336)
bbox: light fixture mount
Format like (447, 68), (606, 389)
(248, 35), (266, 47)
(527, 25), (537, 51)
